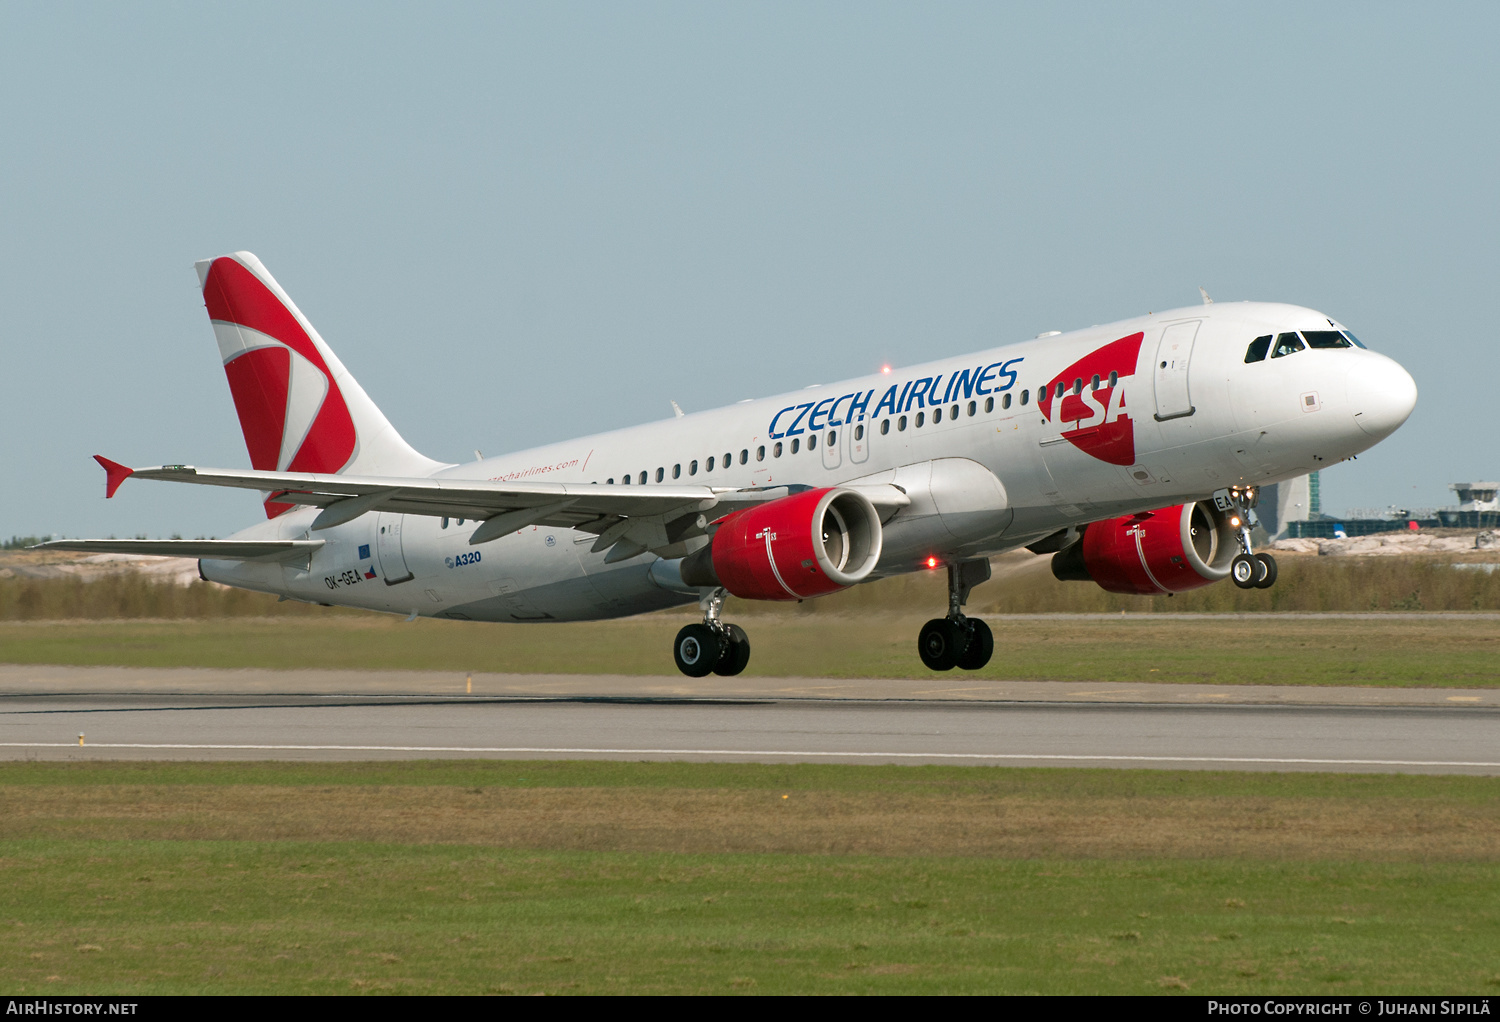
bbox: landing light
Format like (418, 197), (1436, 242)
(1230, 516), (1242, 527)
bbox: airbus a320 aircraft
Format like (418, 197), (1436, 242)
(45, 252), (1418, 676)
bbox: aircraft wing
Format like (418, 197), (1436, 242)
(92, 456), (907, 562)
(33, 538), (324, 562)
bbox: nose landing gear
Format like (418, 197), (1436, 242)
(917, 559), (995, 672)
(1216, 486), (1278, 590)
(673, 587), (751, 677)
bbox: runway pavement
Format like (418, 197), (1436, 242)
(1, 666), (1497, 773)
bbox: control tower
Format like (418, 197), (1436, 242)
(1450, 482), (1500, 512)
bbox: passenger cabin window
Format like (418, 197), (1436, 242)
(1108, 371), (1118, 386)
(756, 445), (765, 461)
(1303, 330), (1352, 349)
(933, 407), (942, 423)
(724, 452), (732, 468)
(791, 437), (800, 453)
(915, 411), (925, 428)
(880, 419), (890, 435)
(707, 456), (715, 472)
(689, 460), (698, 476)
(672, 464), (680, 479)
(740, 449), (748, 465)
(827, 430), (836, 446)
(1271, 333), (1305, 358)
(967, 400), (976, 416)
(1020, 389), (1030, 406)
(854, 425), (864, 440)
(898, 415), (908, 431)
(1245, 335), (1272, 363)
(773, 442), (782, 457)
(950, 403), (959, 420)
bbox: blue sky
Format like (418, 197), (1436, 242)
(2, 2), (1494, 538)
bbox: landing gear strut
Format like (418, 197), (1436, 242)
(1216, 486), (1277, 591)
(918, 559), (994, 672)
(673, 587), (751, 678)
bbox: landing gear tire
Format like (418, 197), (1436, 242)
(918, 618), (964, 671)
(713, 623), (752, 677)
(674, 623), (724, 678)
(1231, 554), (1259, 590)
(957, 618), (993, 671)
(1253, 553), (1278, 589)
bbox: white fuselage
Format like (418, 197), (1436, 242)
(202, 301), (1416, 621)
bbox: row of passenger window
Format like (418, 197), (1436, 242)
(606, 428), (856, 485)
(1245, 330), (1366, 363)
(603, 384), (1054, 486)
(874, 371), (1121, 436)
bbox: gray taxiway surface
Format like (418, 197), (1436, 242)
(1, 666), (1497, 774)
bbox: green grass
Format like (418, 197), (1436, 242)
(2, 762), (1498, 994)
(3, 612), (1498, 686)
(6, 843), (1498, 994)
(5, 758), (1500, 798)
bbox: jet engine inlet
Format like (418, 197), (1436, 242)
(1051, 500), (1237, 595)
(680, 486), (883, 600)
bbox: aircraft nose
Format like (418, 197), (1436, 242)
(1346, 353), (1417, 439)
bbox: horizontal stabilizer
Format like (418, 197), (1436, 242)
(33, 539), (324, 562)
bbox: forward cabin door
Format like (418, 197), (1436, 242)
(375, 512), (414, 585)
(1152, 320), (1200, 421)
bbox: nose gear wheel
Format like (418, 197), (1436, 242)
(1217, 486), (1278, 591)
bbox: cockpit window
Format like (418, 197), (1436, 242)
(1244, 335), (1272, 363)
(1303, 330), (1352, 349)
(1342, 331), (1367, 349)
(1271, 332), (1305, 358)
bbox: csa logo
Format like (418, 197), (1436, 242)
(1037, 332), (1144, 466)
(204, 256), (358, 518)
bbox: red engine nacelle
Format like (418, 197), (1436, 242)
(679, 486), (884, 600)
(1051, 502), (1238, 595)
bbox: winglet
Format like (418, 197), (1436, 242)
(94, 456), (134, 498)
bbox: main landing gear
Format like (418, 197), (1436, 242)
(1217, 486), (1278, 591)
(918, 559), (995, 672)
(673, 588), (752, 678)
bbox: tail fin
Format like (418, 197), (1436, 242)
(196, 252), (446, 516)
